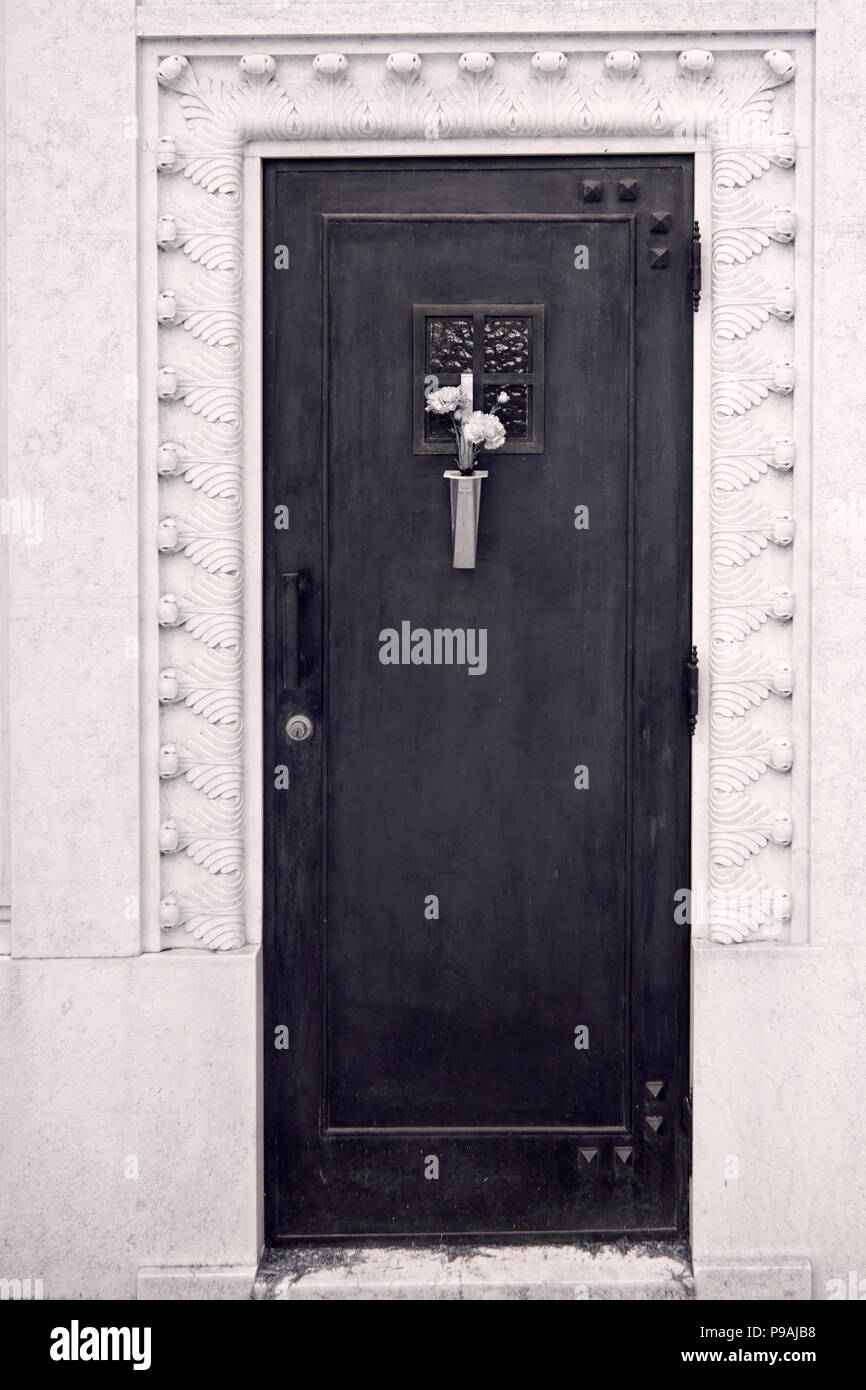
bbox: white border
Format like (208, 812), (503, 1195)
(138, 18), (813, 1279)
(146, 39), (808, 954)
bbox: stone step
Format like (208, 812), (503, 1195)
(253, 1241), (694, 1301)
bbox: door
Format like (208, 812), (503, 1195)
(263, 157), (692, 1239)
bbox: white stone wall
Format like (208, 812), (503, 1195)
(692, 0), (866, 1300)
(1, 0), (260, 1299)
(1, 0), (864, 1301)
(6, 0), (140, 958)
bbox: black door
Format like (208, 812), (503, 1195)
(264, 157), (692, 1240)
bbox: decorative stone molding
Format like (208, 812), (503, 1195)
(155, 44), (799, 949)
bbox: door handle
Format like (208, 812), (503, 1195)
(281, 571), (301, 691)
(685, 646), (698, 735)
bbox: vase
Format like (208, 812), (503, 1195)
(444, 468), (488, 570)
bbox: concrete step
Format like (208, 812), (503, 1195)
(253, 1240), (694, 1301)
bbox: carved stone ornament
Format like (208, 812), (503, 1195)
(156, 45), (797, 948)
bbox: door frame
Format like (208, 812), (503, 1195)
(261, 156), (693, 1239)
(145, 36), (809, 1263)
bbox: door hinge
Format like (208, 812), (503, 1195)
(685, 646), (699, 735)
(691, 221), (702, 312)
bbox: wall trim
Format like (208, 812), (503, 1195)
(147, 37), (809, 951)
(135, 4), (818, 40)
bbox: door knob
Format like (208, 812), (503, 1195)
(286, 713), (314, 742)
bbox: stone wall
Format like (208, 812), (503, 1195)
(1, 0), (864, 1301)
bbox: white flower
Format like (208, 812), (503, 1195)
(425, 386), (467, 415)
(497, 391), (510, 404)
(462, 411), (506, 450)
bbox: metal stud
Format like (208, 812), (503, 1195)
(649, 247), (669, 269)
(578, 1147), (599, 1164)
(618, 178), (639, 201)
(650, 211), (671, 233)
(581, 179), (603, 203)
(646, 1115), (664, 1133)
(615, 1146), (634, 1164)
(645, 1080), (664, 1098)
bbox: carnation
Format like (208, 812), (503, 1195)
(462, 411), (506, 450)
(425, 386), (467, 415)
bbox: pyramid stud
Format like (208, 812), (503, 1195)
(618, 179), (639, 201)
(578, 1147), (599, 1164)
(650, 211), (671, 233)
(649, 247), (669, 268)
(646, 1115), (664, 1133)
(615, 1146), (634, 1165)
(645, 1080), (664, 1098)
(582, 179), (603, 203)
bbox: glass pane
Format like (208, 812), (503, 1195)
(483, 383), (529, 438)
(428, 317), (473, 373)
(483, 317), (531, 373)
(426, 410), (455, 443)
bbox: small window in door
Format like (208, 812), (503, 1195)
(413, 304), (545, 454)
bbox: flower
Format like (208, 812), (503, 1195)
(425, 386), (467, 415)
(462, 411), (506, 450)
(496, 391), (510, 404)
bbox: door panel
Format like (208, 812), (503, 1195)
(263, 158), (692, 1239)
